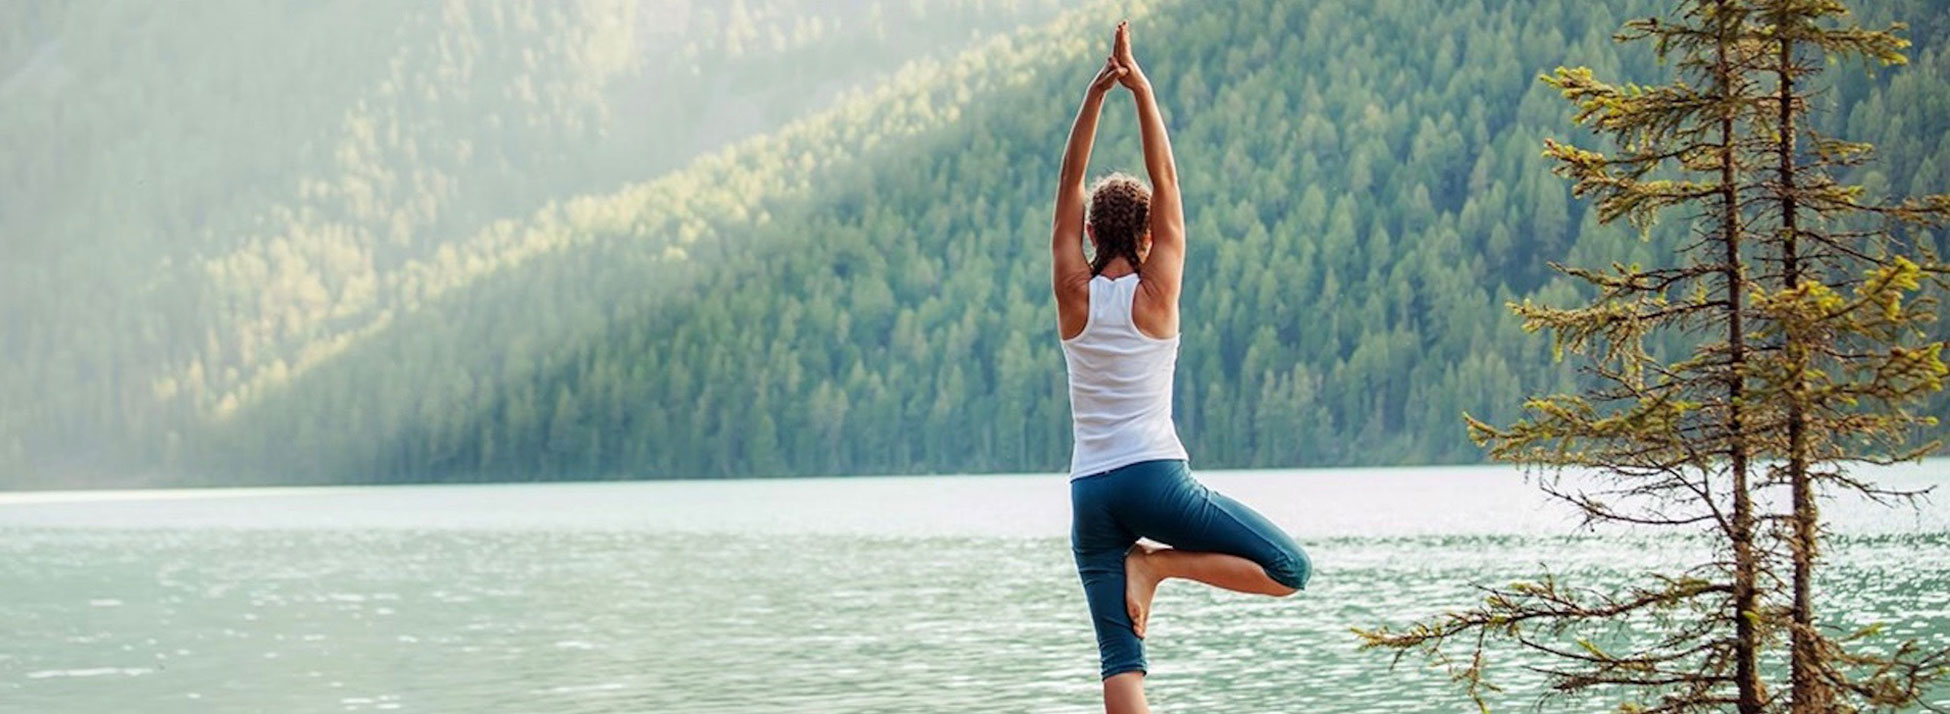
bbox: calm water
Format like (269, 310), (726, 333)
(2, 463), (1946, 713)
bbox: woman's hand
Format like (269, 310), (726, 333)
(1088, 55), (1127, 96)
(1113, 20), (1148, 91)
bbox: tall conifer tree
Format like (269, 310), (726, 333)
(1747, 1), (1949, 709)
(1361, 0), (1948, 711)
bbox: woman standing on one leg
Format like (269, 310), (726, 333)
(1051, 21), (1312, 714)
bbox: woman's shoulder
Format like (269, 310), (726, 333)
(1130, 274), (1180, 341)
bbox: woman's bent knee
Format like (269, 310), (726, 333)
(1266, 544), (1312, 592)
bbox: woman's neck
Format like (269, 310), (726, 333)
(1097, 257), (1139, 278)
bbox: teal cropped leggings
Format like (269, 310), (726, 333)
(1070, 458), (1311, 680)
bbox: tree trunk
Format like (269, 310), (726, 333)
(1718, 3), (1763, 710)
(1778, 28), (1825, 713)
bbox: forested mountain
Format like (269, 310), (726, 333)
(5, 0), (1946, 487)
(0, 0), (1072, 487)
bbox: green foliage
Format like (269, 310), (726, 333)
(2, 0), (1946, 487)
(0, 0), (1072, 485)
(1370, 0), (1950, 711)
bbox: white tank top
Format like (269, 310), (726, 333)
(1058, 273), (1190, 479)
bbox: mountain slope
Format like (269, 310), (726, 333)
(10, 0), (1948, 487)
(0, 0), (1075, 486)
(179, 0), (1178, 485)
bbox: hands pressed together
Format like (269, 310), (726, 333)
(1088, 21), (1149, 96)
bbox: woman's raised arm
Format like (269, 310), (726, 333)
(1052, 56), (1126, 333)
(1115, 21), (1185, 304)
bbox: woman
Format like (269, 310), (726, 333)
(1051, 21), (1312, 714)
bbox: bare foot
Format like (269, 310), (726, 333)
(1125, 543), (1165, 639)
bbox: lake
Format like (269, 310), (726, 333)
(3, 463), (1947, 713)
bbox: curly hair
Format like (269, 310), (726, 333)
(1087, 172), (1151, 276)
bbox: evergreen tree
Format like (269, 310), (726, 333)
(1749, 0), (1950, 708)
(1367, 0), (1769, 710)
(1360, 1), (1949, 711)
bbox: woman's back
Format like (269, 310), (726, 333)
(1059, 273), (1188, 479)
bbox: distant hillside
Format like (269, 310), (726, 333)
(0, 0), (1073, 486)
(6, 0), (1946, 487)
